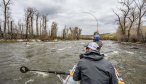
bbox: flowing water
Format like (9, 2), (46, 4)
(0, 40), (146, 84)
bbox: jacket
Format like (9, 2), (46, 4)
(73, 51), (118, 84)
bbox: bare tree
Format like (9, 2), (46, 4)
(62, 25), (67, 39)
(7, 16), (10, 34)
(51, 22), (57, 40)
(39, 18), (42, 36)
(35, 11), (40, 36)
(69, 27), (75, 40)
(18, 21), (24, 39)
(2, 0), (11, 39)
(25, 8), (30, 39)
(63, 26), (82, 40)
(76, 27), (82, 40)
(10, 20), (13, 39)
(114, 0), (134, 41)
(42, 15), (47, 35)
(30, 13), (34, 36)
(25, 8), (35, 39)
(0, 22), (3, 38)
(134, 0), (146, 41)
(39, 15), (49, 41)
(127, 8), (138, 41)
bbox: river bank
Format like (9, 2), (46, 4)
(116, 41), (146, 48)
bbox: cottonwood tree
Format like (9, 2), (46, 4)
(0, 21), (3, 38)
(39, 17), (42, 36)
(25, 8), (35, 39)
(10, 20), (13, 39)
(39, 15), (49, 40)
(134, 0), (146, 41)
(17, 20), (24, 39)
(62, 25), (68, 39)
(127, 7), (138, 41)
(75, 27), (82, 40)
(1, 0), (11, 39)
(71, 27), (82, 40)
(50, 22), (57, 40)
(62, 26), (82, 40)
(42, 15), (48, 36)
(114, 0), (136, 41)
(42, 15), (47, 34)
(35, 11), (40, 36)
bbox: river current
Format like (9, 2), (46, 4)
(0, 40), (146, 84)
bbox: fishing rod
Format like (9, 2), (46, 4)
(20, 66), (69, 75)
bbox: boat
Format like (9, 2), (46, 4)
(57, 65), (78, 84)
(20, 65), (125, 84)
(57, 65), (125, 84)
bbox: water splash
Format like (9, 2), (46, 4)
(34, 72), (49, 78)
(25, 79), (34, 84)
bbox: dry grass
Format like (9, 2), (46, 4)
(101, 33), (117, 40)
(116, 26), (146, 42)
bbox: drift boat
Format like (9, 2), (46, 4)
(57, 65), (125, 84)
(20, 65), (125, 84)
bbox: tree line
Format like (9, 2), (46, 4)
(114, 0), (146, 42)
(0, 0), (82, 41)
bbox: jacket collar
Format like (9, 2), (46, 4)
(83, 50), (104, 61)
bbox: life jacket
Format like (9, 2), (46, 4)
(94, 34), (100, 41)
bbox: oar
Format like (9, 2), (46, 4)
(20, 66), (69, 75)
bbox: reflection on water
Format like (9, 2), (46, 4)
(0, 40), (146, 84)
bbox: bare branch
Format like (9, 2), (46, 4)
(6, 0), (11, 6)
(113, 10), (124, 32)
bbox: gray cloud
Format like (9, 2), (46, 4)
(10, 0), (120, 35)
(39, 6), (61, 17)
(99, 15), (117, 25)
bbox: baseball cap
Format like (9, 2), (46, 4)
(85, 42), (99, 50)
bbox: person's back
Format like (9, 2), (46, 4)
(73, 43), (118, 84)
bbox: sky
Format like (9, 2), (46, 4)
(1, 0), (145, 35)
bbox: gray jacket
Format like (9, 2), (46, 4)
(73, 51), (118, 84)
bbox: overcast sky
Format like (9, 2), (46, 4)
(2, 0), (145, 35)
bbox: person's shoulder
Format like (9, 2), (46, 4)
(100, 59), (113, 67)
(78, 57), (89, 64)
(79, 58), (86, 62)
(77, 58), (87, 67)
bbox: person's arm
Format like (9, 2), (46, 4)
(73, 61), (81, 81)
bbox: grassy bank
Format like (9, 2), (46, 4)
(0, 40), (17, 43)
(0, 33), (119, 43)
(101, 33), (117, 40)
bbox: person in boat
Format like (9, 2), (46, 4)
(93, 31), (103, 51)
(73, 42), (118, 84)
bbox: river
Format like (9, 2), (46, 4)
(0, 40), (146, 84)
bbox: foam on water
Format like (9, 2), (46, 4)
(67, 46), (72, 49)
(13, 77), (22, 81)
(125, 51), (134, 54)
(80, 42), (85, 45)
(58, 48), (66, 51)
(111, 51), (119, 54)
(34, 72), (49, 78)
(25, 79), (34, 84)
